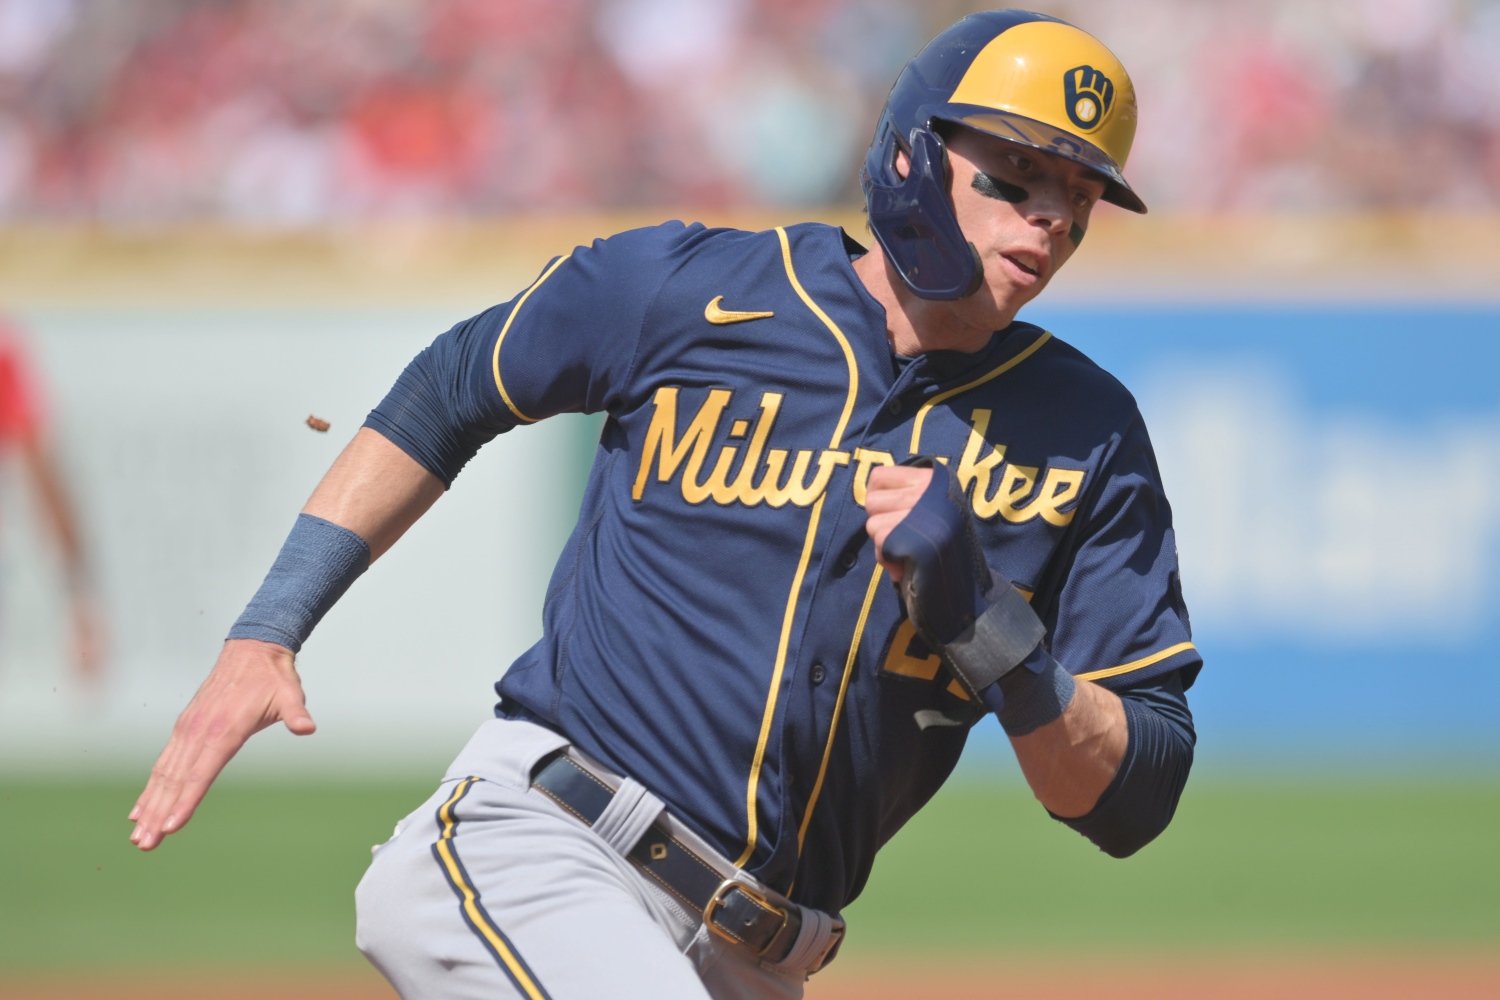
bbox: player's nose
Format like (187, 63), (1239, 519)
(1021, 180), (1073, 236)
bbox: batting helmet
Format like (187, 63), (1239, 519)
(862, 10), (1145, 300)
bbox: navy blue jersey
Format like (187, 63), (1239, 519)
(366, 221), (1200, 913)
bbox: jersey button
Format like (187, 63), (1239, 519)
(886, 397), (903, 416)
(810, 663), (826, 685)
(838, 548), (858, 571)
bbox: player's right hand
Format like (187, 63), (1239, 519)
(128, 638), (316, 851)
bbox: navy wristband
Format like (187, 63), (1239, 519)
(227, 513), (371, 653)
(978, 646), (1077, 736)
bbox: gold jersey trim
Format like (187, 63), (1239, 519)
(1077, 641), (1197, 683)
(491, 254), (573, 425)
(735, 227), (861, 869)
(907, 330), (1052, 452)
(796, 563), (887, 858)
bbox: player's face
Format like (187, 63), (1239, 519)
(940, 128), (1106, 337)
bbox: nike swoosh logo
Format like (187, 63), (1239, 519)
(704, 296), (775, 325)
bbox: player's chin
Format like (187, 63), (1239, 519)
(978, 265), (1047, 314)
(963, 283), (1033, 333)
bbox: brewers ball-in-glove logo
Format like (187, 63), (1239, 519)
(1063, 64), (1114, 132)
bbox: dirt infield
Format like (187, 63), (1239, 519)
(816, 954), (1500, 999)
(6, 953), (1499, 1000)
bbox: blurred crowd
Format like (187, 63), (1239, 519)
(0, 0), (1496, 225)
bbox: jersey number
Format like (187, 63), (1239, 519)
(880, 619), (970, 701)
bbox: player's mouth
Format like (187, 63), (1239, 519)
(1001, 249), (1047, 282)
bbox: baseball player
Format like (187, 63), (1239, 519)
(130, 11), (1201, 999)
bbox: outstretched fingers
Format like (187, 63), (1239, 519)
(129, 640), (315, 851)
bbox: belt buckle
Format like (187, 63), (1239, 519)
(703, 879), (788, 956)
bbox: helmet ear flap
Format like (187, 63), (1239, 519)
(864, 127), (983, 301)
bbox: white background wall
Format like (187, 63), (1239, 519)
(0, 305), (592, 777)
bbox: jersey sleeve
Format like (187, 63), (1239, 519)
(486, 223), (691, 424)
(364, 223), (688, 483)
(1044, 410), (1202, 691)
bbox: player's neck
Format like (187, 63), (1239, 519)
(853, 250), (1005, 358)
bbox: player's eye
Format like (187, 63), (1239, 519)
(1006, 152), (1034, 173)
(1071, 181), (1105, 210)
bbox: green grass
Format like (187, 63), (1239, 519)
(0, 778), (433, 972)
(841, 775), (1500, 956)
(0, 775), (1495, 972)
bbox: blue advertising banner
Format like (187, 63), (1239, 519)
(1017, 303), (1500, 770)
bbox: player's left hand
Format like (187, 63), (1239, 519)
(866, 459), (992, 645)
(865, 463), (934, 583)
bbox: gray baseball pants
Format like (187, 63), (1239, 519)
(355, 717), (843, 999)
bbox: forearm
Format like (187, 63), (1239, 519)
(130, 372), (458, 853)
(302, 427), (445, 560)
(866, 461), (1196, 854)
(996, 666), (1196, 857)
(941, 590), (1195, 854)
(228, 428), (444, 652)
(1006, 675), (1125, 818)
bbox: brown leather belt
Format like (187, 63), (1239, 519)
(530, 750), (841, 969)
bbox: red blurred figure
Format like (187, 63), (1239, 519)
(0, 322), (104, 688)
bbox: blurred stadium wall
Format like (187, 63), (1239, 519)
(1, 0), (1497, 779)
(2, 211), (1496, 780)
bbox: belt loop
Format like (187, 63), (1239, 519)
(590, 776), (665, 857)
(775, 906), (845, 975)
(531, 748), (844, 974)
